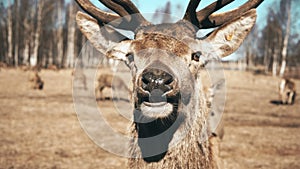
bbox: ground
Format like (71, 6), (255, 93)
(0, 68), (299, 169)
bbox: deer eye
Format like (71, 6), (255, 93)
(192, 51), (202, 62)
(126, 53), (134, 63)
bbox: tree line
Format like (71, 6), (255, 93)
(0, 0), (299, 77)
(0, 0), (83, 69)
(237, 0), (300, 77)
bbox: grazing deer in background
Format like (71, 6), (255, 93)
(0, 62), (7, 71)
(47, 64), (58, 71)
(279, 78), (296, 105)
(75, 0), (263, 168)
(95, 73), (130, 101)
(21, 65), (42, 72)
(29, 71), (44, 90)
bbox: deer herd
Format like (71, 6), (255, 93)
(20, 0), (298, 168)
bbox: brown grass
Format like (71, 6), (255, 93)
(0, 68), (299, 169)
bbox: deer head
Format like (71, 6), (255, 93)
(75, 0), (263, 162)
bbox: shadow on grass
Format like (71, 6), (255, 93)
(270, 100), (297, 105)
(96, 97), (130, 102)
(269, 100), (282, 105)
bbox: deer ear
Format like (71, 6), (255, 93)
(207, 9), (257, 58)
(106, 41), (132, 61)
(76, 11), (128, 55)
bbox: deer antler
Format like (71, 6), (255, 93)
(183, 0), (201, 27)
(198, 0), (264, 28)
(76, 0), (263, 30)
(111, 0), (142, 15)
(196, 0), (235, 26)
(75, 0), (149, 31)
(183, 0), (264, 29)
(75, 0), (119, 24)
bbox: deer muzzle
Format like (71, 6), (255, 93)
(138, 67), (179, 101)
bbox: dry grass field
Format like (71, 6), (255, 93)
(0, 68), (299, 169)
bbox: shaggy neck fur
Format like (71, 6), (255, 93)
(128, 78), (216, 169)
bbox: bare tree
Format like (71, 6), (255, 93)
(0, 0), (87, 67)
(7, 0), (13, 64)
(65, 2), (76, 68)
(56, 0), (64, 68)
(279, 0), (291, 77)
(243, 25), (258, 70)
(13, 0), (20, 67)
(272, 25), (282, 77)
(152, 1), (172, 23)
(260, 7), (284, 75)
(20, 0), (35, 66)
(162, 1), (172, 23)
(0, 2), (7, 61)
(31, 0), (44, 67)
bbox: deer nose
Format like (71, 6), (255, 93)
(141, 68), (174, 94)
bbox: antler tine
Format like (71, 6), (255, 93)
(198, 0), (264, 29)
(111, 0), (141, 14)
(75, 0), (149, 31)
(196, 0), (234, 26)
(75, 0), (119, 24)
(102, 0), (149, 26)
(183, 0), (201, 27)
(99, 0), (129, 17)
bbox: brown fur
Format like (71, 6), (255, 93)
(76, 5), (258, 168)
(133, 33), (190, 56)
(0, 62), (7, 70)
(95, 74), (130, 101)
(29, 71), (44, 90)
(128, 99), (214, 168)
(279, 78), (296, 105)
(47, 64), (58, 71)
(21, 65), (42, 72)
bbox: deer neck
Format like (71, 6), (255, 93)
(129, 79), (212, 168)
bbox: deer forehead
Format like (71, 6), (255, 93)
(131, 33), (191, 57)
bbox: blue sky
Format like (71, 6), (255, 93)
(91, 0), (275, 30)
(0, 0), (282, 29)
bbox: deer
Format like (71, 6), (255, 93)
(279, 78), (296, 105)
(29, 71), (44, 90)
(74, 0), (263, 168)
(95, 73), (130, 101)
(0, 62), (7, 70)
(47, 64), (58, 71)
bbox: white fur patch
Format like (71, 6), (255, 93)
(107, 41), (132, 61)
(140, 102), (173, 118)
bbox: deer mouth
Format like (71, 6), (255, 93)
(133, 65), (183, 162)
(135, 87), (180, 162)
(136, 81), (180, 119)
(143, 101), (167, 107)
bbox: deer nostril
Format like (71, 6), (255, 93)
(142, 72), (153, 85)
(142, 70), (174, 84)
(163, 73), (173, 85)
(141, 68), (175, 94)
(142, 77), (150, 84)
